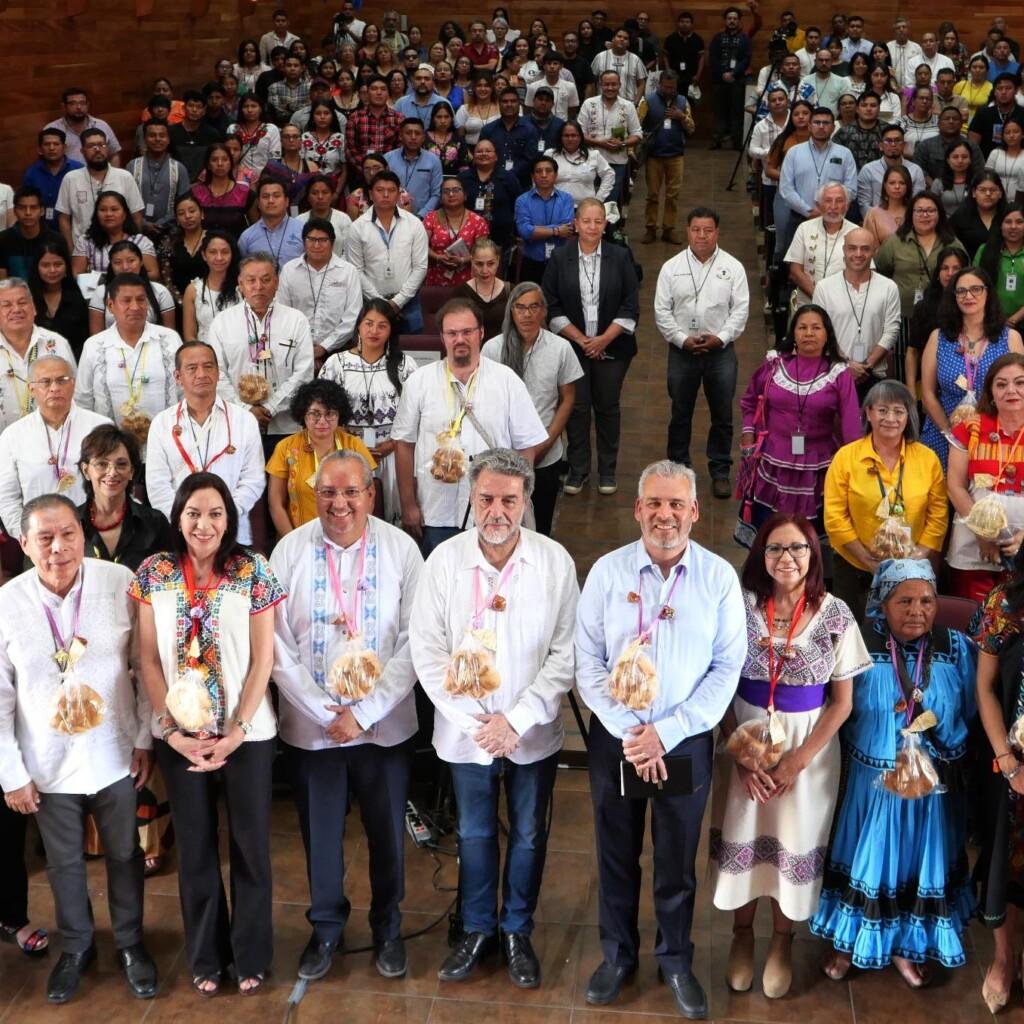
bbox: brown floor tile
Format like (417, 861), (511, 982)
(430, 999), (572, 1023)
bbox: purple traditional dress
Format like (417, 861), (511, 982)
(737, 354), (861, 546)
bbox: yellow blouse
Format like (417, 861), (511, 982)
(266, 429), (377, 529)
(954, 79), (993, 131)
(824, 435), (949, 569)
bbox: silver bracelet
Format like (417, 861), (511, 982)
(1004, 762), (1024, 781)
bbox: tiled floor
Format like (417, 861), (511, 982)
(0, 153), (1005, 1021)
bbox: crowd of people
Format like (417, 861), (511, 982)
(5, 4), (1024, 1022)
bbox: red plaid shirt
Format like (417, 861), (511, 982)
(345, 106), (403, 171)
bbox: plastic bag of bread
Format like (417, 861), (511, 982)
(869, 515), (913, 560)
(166, 667), (217, 736)
(959, 492), (1009, 540)
(238, 372), (271, 405)
(50, 682), (106, 735)
(443, 631), (501, 701)
(608, 637), (659, 710)
(725, 715), (785, 771)
(429, 432), (468, 483)
(120, 409), (152, 446)
(877, 732), (944, 799)
(948, 396), (977, 429)
(327, 638), (382, 702)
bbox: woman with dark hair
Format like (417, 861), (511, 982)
(182, 231), (241, 342)
(298, 174), (353, 257)
(132, 472), (284, 997)
(453, 237), (510, 339)
(868, 63), (902, 123)
(711, 513), (869, 999)
(931, 141), (974, 216)
(386, 69), (409, 106)
(947, 353), (1024, 600)
(457, 137), (522, 254)
(904, 245), (968, 387)
(301, 100), (346, 190)
(824, 380), (947, 619)
(920, 265), (1023, 469)
(433, 60), (464, 111)
(576, 19), (599, 62)
(265, 378), (375, 535)
(159, 193), (207, 302)
(864, 164), (912, 247)
(547, 120), (614, 207)
(358, 23), (382, 63)
(976, 201), (1024, 324)
(190, 142), (253, 238)
(954, 56), (992, 127)
(87, 240), (176, 334)
(813, 558), (976, 987)
(71, 191), (158, 279)
(266, 124), (319, 207)
(234, 38), (269, 96)
(438, 20), (467, 45)
(226, 94), (282, 177)
(950, 170), (1009, 259)
(28, 241), (89, 357)
(332, 66), (361, 115)
(737, 305), (861, 545)
(455, 74), (500, 145)
(766, 101), (813, 257)
(422, 104), (468, 177)
(939, 24), (971, 80)
(845, 52), (871, 97)
(423, 177), (490, 286)
(320, 300), (412, 522)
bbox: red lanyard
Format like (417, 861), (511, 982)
(181, 556), (222, 662)
(172, 400), (236, 474)
(634, 565), (684, 644)
(471, 558), (518, 628)
(325, 529), (367, 637)
(765, 594), (806, 711)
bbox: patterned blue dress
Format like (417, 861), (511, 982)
(920, 326), (1011, 472)
(810, 623), (977, 967)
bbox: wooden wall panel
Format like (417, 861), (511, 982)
(0, 1), (1018, 185)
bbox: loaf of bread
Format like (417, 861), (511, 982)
(444, 647), (501, 699)
(50, 684), (106, 735)
(238, 372), (271, 405)
(166, 671), (216, 734)
(962, 494), (1009, 540)
(430, 439), (468, 483)
(725, 719), (784, 771)
(608, 640), (659, 710)
(328, 647), (383, 701)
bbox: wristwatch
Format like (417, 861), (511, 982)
(234, 717), (253, 735)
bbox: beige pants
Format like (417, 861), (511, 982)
(644, 154), (685, 231)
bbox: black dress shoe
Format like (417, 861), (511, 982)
(585, 960), (636, 1005)
(47, 945), (96, 1004)
(298, 934), (338, 981)
(375, 938), (407, 978)
(502, 932), (540, 988)
(663, 970), (708, 1019)
(119, 943), (158, 999)
(437, 931), (495, 981)
(712, 477), (732, 500)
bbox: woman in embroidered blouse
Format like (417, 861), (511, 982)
(920, 265), (1022, 470)
(424, 103), (470, 177)
(320, 300), (413, 522)
(266, 378), (376, 535)
(300, 101), (347, 195)
(812, 559), (976, 988)
(824, 381), (947, 621)
(132, 473), (284, 997)
(71, 191), (158, 280)
(546, 121), (615, 208)
(423, 177), (490, 286)
(191, 142), (253, 239)
(227, 95), (282, 177)
(738, 305), (861, 546)
(87, 241), (176, 335)
(711, 514), (868, 1000)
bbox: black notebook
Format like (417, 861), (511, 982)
(619, 755), (694, 798)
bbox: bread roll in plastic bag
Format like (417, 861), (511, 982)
(327, 637), (382, 701)
(166, 667), (217, 736)
(444, 631), (501, 700)
(726, 714), (785, 771)
(877, 732), (944, 799)
(429, 432), (468, 483)
(50, 682), (106, 735)
(238, 372), (271, 405)
(869, 515), (913, 560)
(959, 492), (1009, 540)
(608, 637), (659, 710)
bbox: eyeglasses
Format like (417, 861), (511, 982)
(512, 302), (544, 314)
(441, 187), (464, 195)
(955, 284), (987, 297)
(975, 185), (1003, 195)
(764, 542), (811, 559)
(305, 409), (340, 422)
(90, 459), (133, 473)
(441, 328), (482, 341)
(305, 235), (332, 245)
(315, 485), (370, 500)
(30, 375), (73, 388)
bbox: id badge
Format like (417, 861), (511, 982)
(505, 159), (515, 171)
(1008, 273), (1019, 292)
(384, 264), (394, 279)
(45, 207), (54, 220)
(994, 124), (1004, 145)
(688, 315), (700, 333)
(537, 139), (545, 152)
(729, 58), (737, 69)
(663, 118), (672, 130)
(584, 302), (599, 325)
(791, 434), (806, 456)
(474, 196), (485, 211)
(544, 241), (555, 258)
(289, 205), (299, 217)
(362, 427), (377, 449)
(144, 203), (155, 218)
(913, 287), (924, 304)
(679, 61), (687, 71)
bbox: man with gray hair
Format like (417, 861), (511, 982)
(0, 493), (156, 1004)
(270, 449), (422, 984)
(481, 282), (582, 535)
(410, 447), (579, 990)
(784, 182), (858, 305)
(0, 354), (109, 540)
(0, 277), (77, 433)
(576, 459), (745, 1017)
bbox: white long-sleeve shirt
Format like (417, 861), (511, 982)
(0, 328), (78, 433)
(270, 516), (422, 750)
(144, 399), (265, 545)
(277, 254), (363, 353)
(812, 270), (902, 365)
(345, 208), (428, 310)
(409, 527), (579, 765)
(0, 560), (150, 795)
(0, 405), (111, 536)
(747, 114), (788, 185)
(653, 246), (750, 349)
(545, 148), (616, 205)
(208, 300), (314, 436)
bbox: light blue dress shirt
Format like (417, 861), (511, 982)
(384, 147), (443, 215)
(393, 92), (448, 123)
(514, 187), (576, 261)
(778, 139), (859, 218)
(575, 538), (746, 753)
(238, 216), (306, 267)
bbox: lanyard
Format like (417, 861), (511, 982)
(246, 303), (274, 365)
(765, 594), (806, 711)
(42, 571), (85, 674)
(2, 341), (37, 416)
(304, 260), (329, 324)
(580, 248), (600, 304)
(685, 249), (719, 305)
(471, 558), (518, 629)
(993, 420), (1024, 489)
(325, 529), (367, 637)
(400, 153), (422, 190)
(843, 274), (872, 341)
(444, 363), (479, 437)
(961, 335), (989, 394)
(635, 564), (684, 644)
(44, 412), (73, 484)
(262, 221), (289, 267)
(887, 633), (927, 728)
(789, 355), (825, 432)
(808, 141), (833, 185)
(172, 400), (236, 473)
(119, 339), (150, 410)
(181, 556), (222, 663)
(874, 457), (905, 510)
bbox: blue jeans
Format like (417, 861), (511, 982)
(420, 525), (461, 557)
(610, 163), (629, 205)
(449, 753), (558, 936)
(399, 297), (423, 334)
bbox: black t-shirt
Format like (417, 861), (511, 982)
(662, 31), (705, 89)
(0, 226), (62, 281)
(564, 54), (594, 95)
(968, 104), (1024, 157)
(169, 122), (224, 183)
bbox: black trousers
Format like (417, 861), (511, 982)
(519, 257), (547, 285)
(34, 774), (143, 953)
(532, 461), (564, 536)
(566, 355), (632, 479)
(156, 738), (275, 978)
(0, 796), (29, 929)
(588, 717), (713, 976)
(285, 740), (411, 945)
